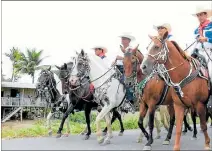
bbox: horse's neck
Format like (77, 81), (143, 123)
(88, 54), (115, 88)
(165, 43), (191, 83)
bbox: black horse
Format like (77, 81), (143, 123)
(55, 50), (125, 139)
(36, 66), (74, 136)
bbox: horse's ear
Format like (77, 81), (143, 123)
(55, 65), (61, 70)
(132, 44), (139, 53)
(76, 51), (79, 55)
(48, 66), (51, 71)
(163, 31), (168, 40)
(64, 63), (67, 69)
(81, 49), (84, 56)
(148, 34), (154, 40)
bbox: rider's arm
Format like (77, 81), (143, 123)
(205, 23), (212, 43)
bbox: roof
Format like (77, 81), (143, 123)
(1, 82), (36, 89)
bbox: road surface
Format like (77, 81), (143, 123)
(2, 125), (212, 150)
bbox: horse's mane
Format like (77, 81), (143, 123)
(170, 41), (191, 62)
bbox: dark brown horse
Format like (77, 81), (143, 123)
(141, 33), (211, 150)
(123, 45), (198, 150)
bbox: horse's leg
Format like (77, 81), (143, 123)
(102, 110), (117, 136)
(191, 110), (197, 140)
(197, 102), (210, 150)
(96, 105), (113, 144)
(102, 112), (112, 145)
(47, 111), (53, 136)
(137, 108), (149, 143)
(154, 111), (161, 139)
(56, 105), (74, 138)
(83, 103), (92, 140)
(173, 104), (185, 151)
(63, 115), (71, 137)
(163, 105), (175, 145)
(143, 106), (156, 151)
(116, 111), (125, 136)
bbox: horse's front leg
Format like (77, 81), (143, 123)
(56, 104), (74, 138)
(173, 104), (185, 151)
(46, 111), (53, 136)
(163, 104), (175, 145)
(143, 106), (155, 150)
(63, 115), (71, 137)
(102, 112), (112, 145)
(191, 110), (197, 140)
(137, 101), (149, 143)
(102, 110), (116, 136)
(83, 103), (92, 140)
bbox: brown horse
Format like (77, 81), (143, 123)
(123, 45), (199, 150)
(141, 32), (211, 150)
(123, 46), (176, 150)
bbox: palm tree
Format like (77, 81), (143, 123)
(15, 48), (48, 83)
(4, 47), (22, 82)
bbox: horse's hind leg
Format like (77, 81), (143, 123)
(63, 115), (71, 137)
(191, 110), (197, 140)
(197, 103), (210, 150)
(110, 109), (125, 136)
(102, 113), (112, 145)
(163, 104), (175, 145)
(137, 109), (149, 143)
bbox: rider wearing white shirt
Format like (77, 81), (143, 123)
(112, 34), (136, 106)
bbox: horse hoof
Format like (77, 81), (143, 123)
(118, 132), (124, 136)
(80, 132), (85, 136)
(143, 145), (152, 151)
(63, 133), (69, 137)
(102, 132), (107, 136)
(48, 131), (52, 136)
(136, 138), (142, 143)
(101, 138), (110, 146)
(98, 137), (104, 144)
(56, 133), (62, 138)
(84, 135), (90, 140)
(204, 146), (211, 150)
(163, 140), (170, 145)
(155, 135), (161, 139)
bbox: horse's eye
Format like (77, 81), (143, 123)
(154, 46), (159, 49)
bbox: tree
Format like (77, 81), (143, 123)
(4, 47), (22, 82)
(15, 48), (48, 83)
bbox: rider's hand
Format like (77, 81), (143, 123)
(198, 36), (207, 43)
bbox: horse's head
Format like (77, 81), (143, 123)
(123, 44), (144, 86)
(69, 49), (90, 86)
(36, 66), (56, 94)
(141, 32), (169, 75)
(55, 62), (73, 94)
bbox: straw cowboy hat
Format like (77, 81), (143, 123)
(192, 6), (212, 17)
(153, 23), (172, 33)
(91, 46), (108, 53)
(119, 33), (136, 41)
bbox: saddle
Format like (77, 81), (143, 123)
(191, 57), (209, 80)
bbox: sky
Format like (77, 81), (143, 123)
(2, 1), (212, 84)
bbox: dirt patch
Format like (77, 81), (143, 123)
(2, 120), (36, 130)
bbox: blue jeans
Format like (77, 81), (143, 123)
(116, 65), (134, 102)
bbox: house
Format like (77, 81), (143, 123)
(1, 82), (47, 122)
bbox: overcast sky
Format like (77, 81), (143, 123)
(2, 1), (212, 84)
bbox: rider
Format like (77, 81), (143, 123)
(112, 33), (136, 109)
(191, 6), (212, 81)
(153, 23), (176, 41)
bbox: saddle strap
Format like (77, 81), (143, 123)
(156, 83), (169, 106)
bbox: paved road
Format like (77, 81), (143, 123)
(2, 125), (212, 150)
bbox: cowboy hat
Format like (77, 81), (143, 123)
(91, 46), (108, 53)
(191, 6), (212, 17)
(119, 33), (136, 41)
(153, 23), (172, 33)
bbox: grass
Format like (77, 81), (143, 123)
(2, 111), (205, 139)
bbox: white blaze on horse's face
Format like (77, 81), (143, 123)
(141, 41), (156, 75)
(69, 56), (79, 86)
